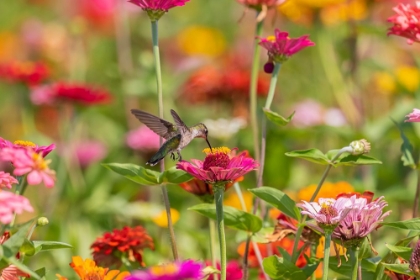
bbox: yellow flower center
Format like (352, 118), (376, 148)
(150, 263), (179, 276)
(266, 35), (276, 42)
(202, 146), (230, 155)
(32, 152), (50, 170)
(13, 140), (36, 148)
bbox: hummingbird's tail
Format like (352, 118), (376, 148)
(146, 134), (182, 166)
(146, 154), (165, 166)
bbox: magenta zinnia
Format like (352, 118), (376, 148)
(0, 138), (55, 158)
(176, 147), (258, 184)
(405, 108), (420, 122)
(129, 0), (190, 21)
(258, 29), (315, 63)
(388, 2), (420, 44)
(126, 260), (203, 280)
(332, 194), (391, 246)
(91, 226), (154, 268)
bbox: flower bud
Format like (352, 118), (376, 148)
(349, 139), (371, 155)
(410, 240), (420, 277)
(37, 217), (49, 226)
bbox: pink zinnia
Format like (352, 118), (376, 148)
(73, 141), (108, 167)
(298, 197), (353, 232)
(0, 148), (56, 188)
(332, 194), (391, 244)
(0, 191), (33, 224)
(0, 265), (30, 280)
(258, 29), (315, 63)
(0, 61), (49, 86)
(236, 0), (285, 10)
(129, 0), (190, 21)
(405, 108), (420, 122)
(0, 138), (55, 158)
(176, 147), (258, 184)
(388, 2), (420, 44)
(0, 172), (18, 189)
(206, 260), (243, 280)
(126, 126), (160, 151)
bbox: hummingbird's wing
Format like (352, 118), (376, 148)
(131, 109), (177, 139)
(170, 109), (188, 130)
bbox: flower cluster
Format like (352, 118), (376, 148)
(0, 61), (49, 85)
(91, 226), (155, 268)
(126, 260), (203, 280)
(388, 2), (420, 44)
(30, 82), (112, 106)
(177, 147), (258, 184)
(0, 191), (33, 224)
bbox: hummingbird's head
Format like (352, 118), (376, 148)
(196, 123), (212, 150)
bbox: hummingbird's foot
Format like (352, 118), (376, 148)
(170, 152), (176, 161)
(177, 151), (182, 161)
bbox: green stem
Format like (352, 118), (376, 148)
(151, 20), (178, 261)
(349, 247), (360, 280)
(413, 168), (420, 218)
(291, 147), (352, 263)
(214, 183), (226, 280)
(263, 63), (281, 110)
(322, 232), (332, 280)
(249, 15), (264, 163)
(209, 219), (218, 280)
(310, 243), (318, 280)
(233, 182), (247, 211)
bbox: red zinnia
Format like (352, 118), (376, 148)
(388, 2), (420, 44)
(30, 82), (112, 106)
(0, 61), (49, 85)
(91, 226), (154, 268)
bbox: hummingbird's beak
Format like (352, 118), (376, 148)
(205, 137), (212, 151)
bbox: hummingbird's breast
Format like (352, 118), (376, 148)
(177, 127), (193, 150)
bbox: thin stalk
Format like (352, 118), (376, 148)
(214, 183), (226, 280)
(242, 234), (251, 280)
(233, 182), (247, 211)
(251, 241), (270, 280)
(209, 219), (218, 280)
(349, 247), (360, 280)
(249, 16), (264, 163)
(151, 20), (178, 261)
(291, 147), (352, 263)
(310, 243), (317, 280)
(413, 169), (420, 218)
(322, 232), (332, 280)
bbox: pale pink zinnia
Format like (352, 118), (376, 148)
(388, 2), (420, 44)
(176, 147), (258, 183)
(333, 195), (391, 244)
(0, 172), (18, 189)
(73, 141), (108, 167)
(129, 0), (190, 21)
(0, 137), (55, 158)
(126, 126), (160, 151)
(258, 29), (315, 63)
(1, 148), (56, 188)
(405, 108), (420, 122)
(298, 197), (353, 231)
(0, 191), (33, 224)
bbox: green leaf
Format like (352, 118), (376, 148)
(381, 218), (420, 230)
(249, 187), (301, 221)
(3, 256), (40, 279)
(334, 154), (383, 166)
(189, 204), (262, 233)
(161, 167), (192, 184)
(20, 240), (35, 256)
(285, 149), (330, 165)
(392, 118), (417, 169)
(32, 241), (73, 252)
(263, 109), (295, 127)
(3, 220), (35, 256)
(385, 244), (413, 261)
(103, 163), (160, 185)
(329, 256), (377, 278)
(381, 263), (414, 276)
(28, 267), (46, 280)
(262, 255), (308, 280)
(252, 227), (275, 243)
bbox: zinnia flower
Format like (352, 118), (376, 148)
(258, 29), (315, 64)
(410, 240), (420, 277)
(388, 2), (420, 44)
(0, 138), (55, 158)
(129, 0), (190, 21)
(206, 260), (242, 280)
(91, 226), (154, 268)
(0, 61), (49, 85)
(30, 82), (112, 106)
(126, 260), (203, 280)
(406, 108), (420, 122)
(72, 141), (108, 167)
(126, 126), (160, 151)
(0, 171), (18, 189)
(332, 193), (391, 247)
(0, 190), (33, 224)
(179, 177), (240, 203)
(176, 147), (258, 184)
(236, 0), (285, 10)
(203, 117), (246, 141)
(298, 197), (352, 232)
(68, 256), (130, 280)
(0, 265), (30, 280)
(0, 147), (56, 188)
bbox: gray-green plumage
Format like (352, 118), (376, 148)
(131, 109), (212, 166)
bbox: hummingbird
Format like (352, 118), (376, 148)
(131, 109), (212, 166)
